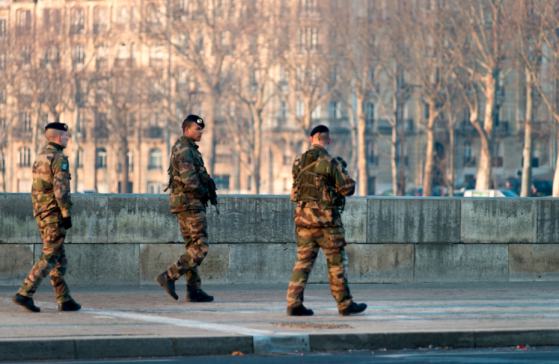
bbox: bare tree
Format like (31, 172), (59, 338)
(403, 2), (461, 196)
(331, 0), (379, 196)
(451, 0), (513, 190)
(273, 1), (340, 151)
(147, 0), (247, 176)
(522, 0), (559, 196)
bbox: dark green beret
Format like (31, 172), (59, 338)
(310, 125), (329, 137)
(45, 122), (68, 131)
(185, 114), (205, 129)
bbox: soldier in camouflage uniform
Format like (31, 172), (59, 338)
(13, 122), (81, 313)
(287, 125), (367, 316)
(155, 115), (214, 303)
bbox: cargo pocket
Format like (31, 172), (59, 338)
(324, 226), (346, 249)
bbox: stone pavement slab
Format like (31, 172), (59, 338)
(1, 282), (559, 360)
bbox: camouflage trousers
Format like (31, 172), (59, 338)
(17, 212), (72, 303)
(167, 209), (209, 289)
(287, 226), (353, 310)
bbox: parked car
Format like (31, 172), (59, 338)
(498, 177), (521, 195)
(532, 179), (553, 197)
(463, 189), (519, 197)
(380, 189), (414, 196)
(413, 186), (445, 196)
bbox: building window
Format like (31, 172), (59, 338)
(148, 148), (162, 170)
(311, 105), (321, 120)
(300, 0), (317, 12)
(150, 44), (164, 68)
(366, 102), (375, 130)
(279, 101), (287, 119)
(18, 147), (31, 167)
(71, 8), (85, 34)
(147, 182), (162, 194)
(76, 148), (84, 168)
(117, 7), (128, 25)
(94, 7), (109, 34)
(73, 44), (85, 64)
(19, 46), (31, 66)
(248, 175), (252, 191)
(214, 174), (230, 190)
(0, 18), (6, 39)
(283, 155), (292, 166)
(0, 52), (5, 70)
(464, 141), (473, 166)
(0, 152), (4, 172)
(367, 140), (378, 166)
(0, 89), (5, 104)
(96, 148), (107, 169)
(299, 27), (318, 52)
(21, 112), (32, 132)
(296, 100), (305, 117)
(17, 10), (32, 36)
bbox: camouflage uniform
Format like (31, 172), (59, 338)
(166, 136), (209, 289)
(287, 144), (356, 311)
(17, 142), (73, 303)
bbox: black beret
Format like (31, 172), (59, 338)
(310, 125), (329, 137)
(185, 114), (205, 129)
(45, 122), (68, 131)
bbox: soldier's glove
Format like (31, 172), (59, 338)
(336, 156), (348, 168)
(62, 217), (72, 230)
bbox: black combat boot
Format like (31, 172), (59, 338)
(287, 305), (314, 316)
(58, 299), (81, 312)
(155, 272), (178, 300)
(12, 294), (40, 313)
(186, 287), (214, 302)
(338, 302), (367, 316)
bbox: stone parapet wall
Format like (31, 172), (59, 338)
(1, 194), (558, 286)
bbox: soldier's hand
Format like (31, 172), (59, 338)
(336, 157), (348, 168)
(62, 217), (72, 230)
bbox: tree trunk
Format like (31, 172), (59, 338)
(117, 112), (130, 193)
(0, 148), (5, 193)
(476, 73), (497, 189)
(448, 111), (455, 197)
(521, 69), (533, 197)
(71, 108), (80, 193)
(357, 94), (367, 196)
(252, 106), (262, 195)
(554, 130), (559, 197)
(391, 125), (398, 196)
(202, 93), (217, 176)
(423, 126), (435, 196)
(423, 105), (437, 197)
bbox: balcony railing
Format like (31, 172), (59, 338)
(93, 24), (109, 35)
(114, 58), (134, 68)
(70, 25), (85, 35)
(144, 127), (163, 139)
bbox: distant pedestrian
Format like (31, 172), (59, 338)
(155, 115), (216, 303)
(13, 122), (81, 313)
(287, 125), (367, 316)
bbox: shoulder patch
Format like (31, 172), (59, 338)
(62, 162), (68, 171)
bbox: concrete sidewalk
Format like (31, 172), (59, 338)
(1, 282), (559, 361)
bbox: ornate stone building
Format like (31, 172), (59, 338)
(0, 0), (556, 195)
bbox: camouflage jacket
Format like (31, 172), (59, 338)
(167, 136), (209, 213)
(31, 142), (73, 219)
(291, 144), (356, 228)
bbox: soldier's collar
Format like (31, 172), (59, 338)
(48, 142), (64, 151)
(311, 144), (328, 152)
(181, 135), (199, 149)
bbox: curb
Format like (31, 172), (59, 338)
(1, 329), (559, 361)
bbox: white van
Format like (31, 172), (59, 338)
(463, 189), (519, 198)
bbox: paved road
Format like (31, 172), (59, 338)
(5, 348), (559, 364)
(2, 282), (559, 339)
